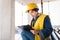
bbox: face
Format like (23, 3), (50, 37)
(28, 10), (38, 18)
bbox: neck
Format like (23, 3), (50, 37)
(34, 13), (39, 18)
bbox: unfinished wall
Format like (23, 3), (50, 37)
(0, 0), (15, 40)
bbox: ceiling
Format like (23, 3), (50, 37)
(16, 0), (59, 5)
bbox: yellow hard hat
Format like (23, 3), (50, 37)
(26, 3), (38, 13)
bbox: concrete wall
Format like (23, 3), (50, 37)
(0, 0), (15, 40)
(48, 1), (60, 25)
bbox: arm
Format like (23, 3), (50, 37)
(39, 16), (53, 38)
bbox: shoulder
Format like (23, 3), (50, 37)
(40, 14), (50, 20)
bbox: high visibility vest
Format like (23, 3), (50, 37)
(32, 14), (47, 40)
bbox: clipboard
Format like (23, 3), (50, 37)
(18, 25), (34, 31)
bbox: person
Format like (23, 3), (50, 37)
(21, 3), (53, 40)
